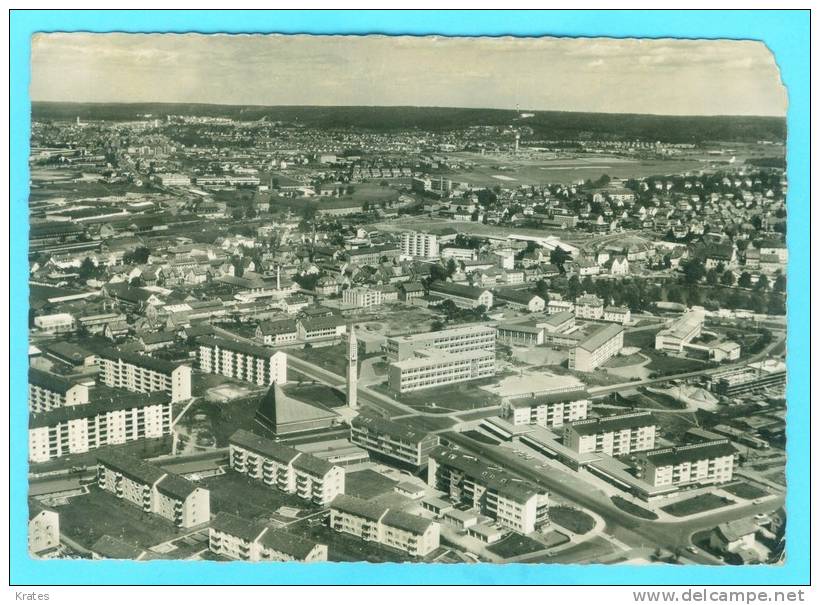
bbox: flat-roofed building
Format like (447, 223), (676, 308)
(350, 413), (439, 468)
(574, 294), (604, 320)
(710, 359), (787, 397)
(342, 287), (384, 309)
(501, 389), (590, 428)
(28, 367), (90, 413)
(388, 348), (495, 393)
(537, 310), (575, 334)
(29, 391), (172, 462)
(385, 324), (496, 361)
(209, 512), (327, 562)
(496, 322), (544, 346)
(655, 311), (705, 352)
(97, 449), (210, 528)
(401, 231), (439, 259)
(229, 429), (344, 505)
(637, 439), (737, 488)
(563, 412), (657, 457)
(428, 281), (493, 309)
(428, 447), (550, 534)
(329, 494), (440, 557)
(569, 324), (624, 372)
(89, 346), (192, 403)
(198, 336), (287, 386)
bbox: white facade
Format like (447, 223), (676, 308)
(401, 231), (439, 259)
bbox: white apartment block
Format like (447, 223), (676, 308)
(198, 337), (287, 386)
(97, 450), (210, 528)
(385, 324), (496, 361)
(638, 439), (737, 488)
(655, 311), (705, 352)
(388, 348), (495, 393)
(428, 448), (550, 534)
(229, 429), (345, 506)
(440, 247), (477, 261)
(29, 392), (172, 463)
(563, 412), (657, 457)
(155, 173), (191, 187)
(547, 299), (574, 315)
(501, 389), (590, 428)
(401, 231), (439, 259)
(574, 294), (604, 320)
(350, 413), (440, 468)
(342, 287), (384, 309)
(91, 347), (192, 403)
(569, 324), (624, 372)
(603, 306), (632, 325)
(29, 500), (60, 557)
(329, 494), (440, 557)
(209, 512), (327, 562)
(28, 367), (90, 413)
(34, 313), (76, 334)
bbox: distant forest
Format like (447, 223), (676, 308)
(32, 102), (787, 143)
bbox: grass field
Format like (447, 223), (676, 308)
(344, 469), (398, 500)
(661, 494), (735, 517)
(288, 344), (348, 377)
(549, 506), (596, 535)
(202, 470), (317, 521)
(611, 496), (659, 520)
(58, 487), (181, 550)
(645, 352), (709, 376)
(722, 482), (770, 500)
(487, 533), (547, 559)
(373, 379), (502, 414)
(283, 383), (347, 408)
(179, 397), (260, 448)
(604, 353), (647, 369)
(624, 328), (662, 349)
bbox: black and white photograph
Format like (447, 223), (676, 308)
(26, 32), (789, 568)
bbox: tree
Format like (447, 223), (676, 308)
(682, 258), (706, 285)
(79, 257), (97, 280)
(535, 279), (550, 303)
(720, 271), (736, 286)
(550, 246), (572, 272)
(755, 274), (770, 291)
(445, 258), (457, 277)
(430, 319), (445, 332)
(123, 246), (150, 265)
(232, 207), (245, 221)
(773, 273), (786, 293)
(706, 269), (719, 286)
(739, 271), (753, 289)
(428, 264), (448, 283)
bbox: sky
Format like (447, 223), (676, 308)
(30, 33), (787, 116)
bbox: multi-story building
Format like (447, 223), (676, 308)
(401, 231), (439, 259)
(350, 413), (439, 468)
(501, 389), (590, 428)
(496, 322), (544, 346)
(346, 244), (401, 265)
(537, 310), (575, 334)
(655, 311), (704, 352)
(385, 324), (496, 361)
(428, 281), (493, 309)
(428, 447), (550, 534)
(574, 294), (604, 320)
(329, 494), (440, 557)
(563, 412), (657, 456)
(29, 391), (172, 463)
(342, 287), (384, 309)
(296, 317), (347, 342)
(493, 291), (545, 313)
(637, 439), (737, 488)
(34, 313), (76, 334)
(603, 306), (631, 325)
(29, 499), (60, 557)
(710, 360), (787, 397)
(547, 299), (574, 315)
(229, 429), (345, 506)
(154, 173), (191, 187)
(28, 367), (90, 413)
(97, 450), (210, 528)
(198, 336), (287, 386)
(90, 346), (192, 403)
(255, 319), (298, 346)
(569, 324), (624, 372)
(209, 512), (327, 562)
(388, 348), (495, 393)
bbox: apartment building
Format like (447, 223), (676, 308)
(563, 412), (657, 456)
(342, 287), (384, 309)
(255, 319), (298, 346)
(574, 294), (605, 320)
(428, 281), (493, 309)
(547, 299), (574, 315)
(28, 367), (90, 413)
(637, 439), (738, 488)
(29, 499), (60, 557)
(229, 429), (345, 506)
(297, 317), (347, 342)
(350, 413), (440, 468)
(385, 324), (496, 361)
(346, 244), (401, 265)
(29, 391), (172, 463)
(329, 494), (440, 557)
(401, 231), (439, 259)
(209, 512), (327, 562)
(198, 336), (287, 386)
(90, 346), (192, 403)
(501, 389), (590, 428)
(655, 311), (704, 352)
(154, 173), (191, 187)
(569, 324), (624, 372)
(97, 450), (210, 528)
(603, 306), (632, 325)
(428, 447), (550, 534)
(388, 348), (495, 393)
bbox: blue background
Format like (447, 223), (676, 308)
(10, 9), (810, 585)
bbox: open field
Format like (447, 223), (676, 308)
(177, 397), (260, 448)
(722, 482), (770, 500)
(487, 533), (547, 558)
(611, 496), (658, 520)
(284, 383), (347, 408)
(344, 469), (398, 500)
(58, 487), (181, 550)
(202, 470), (317, 522)
(373, 378), (502, 414)
(549, 506), (596, 535)
(288, 343), (348, 377)
(661, 493), (735, 517)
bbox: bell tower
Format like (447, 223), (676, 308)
(347, 325), (358, 409)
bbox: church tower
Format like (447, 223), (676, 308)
(347, 325), (358, 409)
